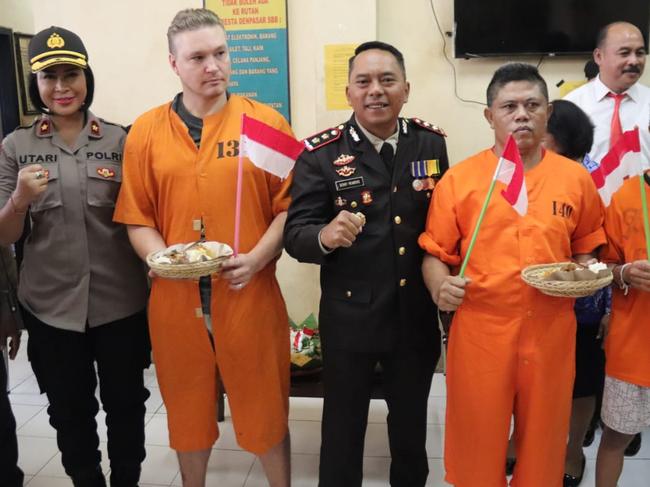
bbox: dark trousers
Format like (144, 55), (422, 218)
(0, 357), (24, 487)
(23, 309), (150, 486)
(318, 345), (440, 487)
(573, 322), (605, 399)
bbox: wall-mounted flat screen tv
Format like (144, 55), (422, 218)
(454, 0), (649, 58)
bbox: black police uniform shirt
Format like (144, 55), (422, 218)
(0, 113), (148, 331)
(284, 116), (449, 353)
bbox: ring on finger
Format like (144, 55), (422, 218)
(35, 170), (44, 180)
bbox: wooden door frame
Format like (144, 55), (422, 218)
(0, 26), (21, 137)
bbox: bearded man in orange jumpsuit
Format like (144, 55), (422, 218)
(114, 8), (291, 487)
(419, 63), (606, 487)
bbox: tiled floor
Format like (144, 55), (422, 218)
(7, 337), (650, 486)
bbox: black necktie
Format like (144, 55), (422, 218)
(380, 142), (394, 172)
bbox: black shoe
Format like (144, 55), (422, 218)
(563, 455), (586, 487)
(505, 458), (516, 476)
(583, 426), (595, 447)
(624, 432), (642, 457)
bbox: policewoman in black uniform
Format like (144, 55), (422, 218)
(0, 27), (150, 487)
(284, 41), (448, 487)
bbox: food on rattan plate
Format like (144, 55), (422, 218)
(521, 262), (613, 298)
(147, 241), (233, 279)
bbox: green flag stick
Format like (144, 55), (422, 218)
(640, 173), (650, 260)
(458, 161), (504, 278)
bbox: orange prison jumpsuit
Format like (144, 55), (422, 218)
(601, 175), (650, 387)
(114, 95), (291, 453)
(418, 149), (605, 487)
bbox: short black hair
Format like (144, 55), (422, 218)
(584, 59), (599, 80)
(486, 63), (548, 106)
(595, 23), (615, 48)
(348, 41), (406, 78)
(28, 66), (95, 114)
(547, 100), (594, 160)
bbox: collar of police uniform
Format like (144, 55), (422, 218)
(351, 116), (401, 153)
(35, 112), (102, 139)
(35, 115), (53, 138)
(86, 112), (103, 139)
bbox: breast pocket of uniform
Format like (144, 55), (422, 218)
(29, 163), (63, 213)
(86, 161), (122, 208)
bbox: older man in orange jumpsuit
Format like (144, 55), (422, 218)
(114, 8), (291, 487)
(419, 63), (606, 487)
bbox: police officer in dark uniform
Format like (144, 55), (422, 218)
(0, 27), (150, 487)
(284, 41), (448, 487)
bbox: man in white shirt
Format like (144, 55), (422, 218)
(565, 20), (648, 484)
(564, 21), (649, 167)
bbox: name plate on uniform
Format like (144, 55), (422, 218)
(335, 177), (364, 192)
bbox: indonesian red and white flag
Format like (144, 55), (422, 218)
(590, 127), (643, 206)
(239, 113), (304, 179)
(494, 134), (527, 215)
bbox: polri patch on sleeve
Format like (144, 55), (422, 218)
(335, 176), (365, 192)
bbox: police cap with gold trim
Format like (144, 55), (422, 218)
(29, 26), (88, 73)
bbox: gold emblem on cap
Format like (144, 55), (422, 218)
(46, 33), (65, 49)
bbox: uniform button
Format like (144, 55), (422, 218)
(426, 191), (431, 198)
(527, 310), (533, 318)
(346, 291), (352, 298)
(523, 359), (529, 365)
(399, 278), (407, 287)
(393, 186), (398, 193)
(394, 216), (402, 224)
(351, 201), (358, 209)
(398, 247), (406, 256)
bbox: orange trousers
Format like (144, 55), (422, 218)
(148, 273), (289, 454)
(444, 305), (576, 487)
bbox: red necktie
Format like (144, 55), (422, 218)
(607, 92), (626, 148)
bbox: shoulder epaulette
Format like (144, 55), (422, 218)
(303, 124), (345, 151)
(16, 119), (37, 131)
(99, 118), (128, 132)
(410, 118), (447, 137)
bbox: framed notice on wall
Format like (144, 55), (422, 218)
(13, 33), (38, 116)
(205, 0), (291, 122)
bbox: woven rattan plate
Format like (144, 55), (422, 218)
(146, 242), (233, 279)
(521, 262), (613, 298)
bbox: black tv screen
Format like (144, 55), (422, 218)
(454, 0), (650, 58)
